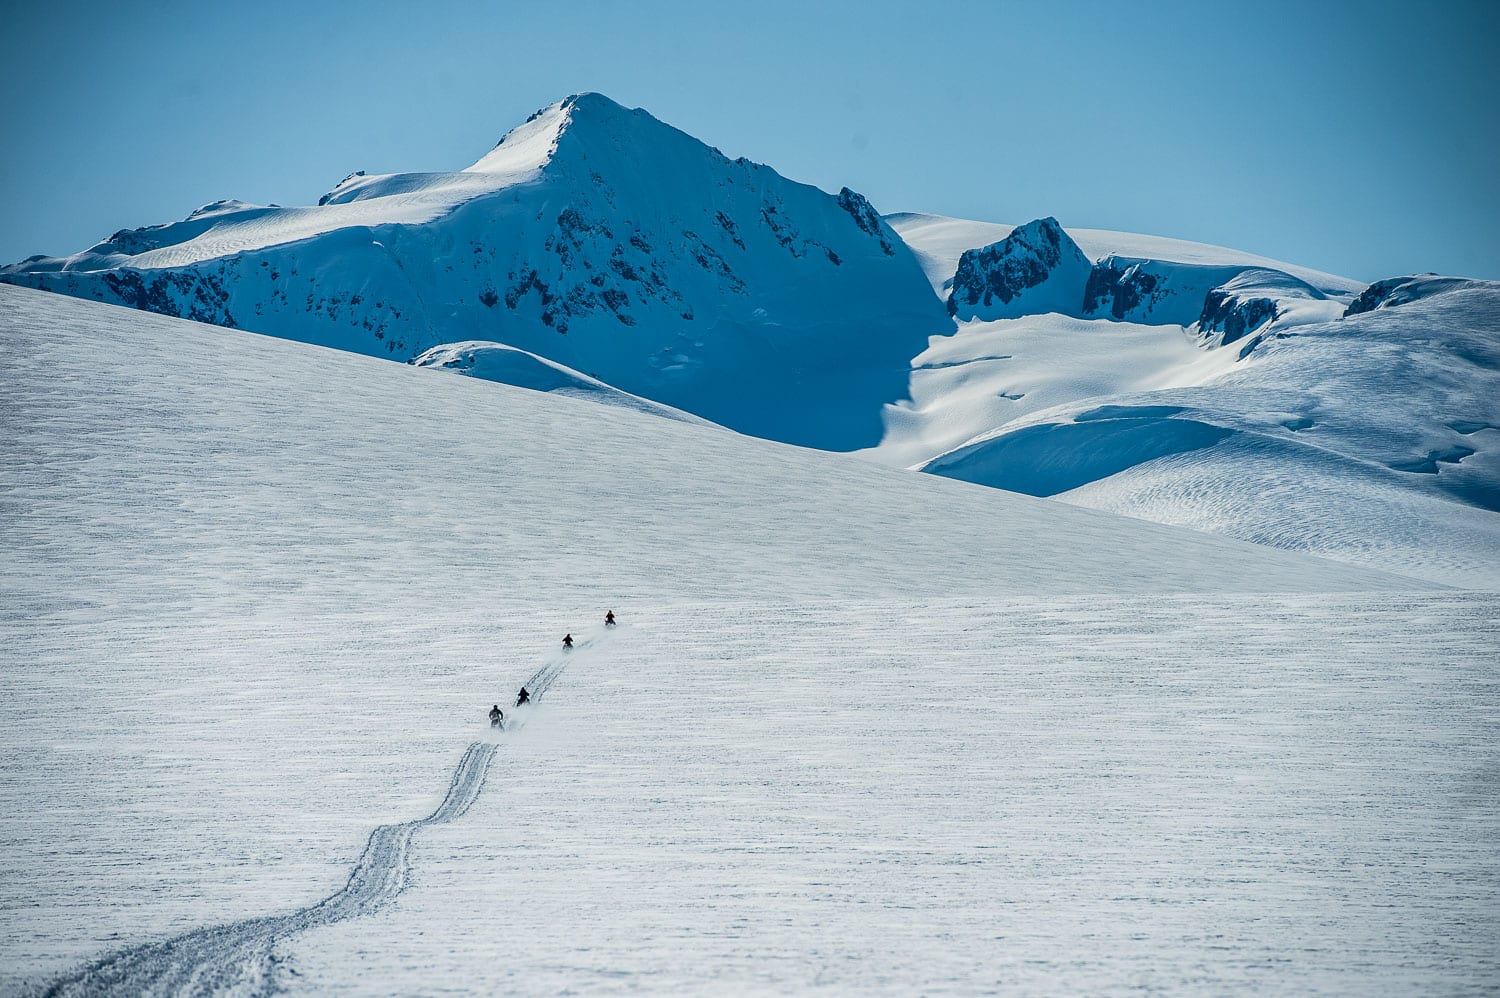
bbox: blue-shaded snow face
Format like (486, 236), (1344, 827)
(924, 411), (1236, 497)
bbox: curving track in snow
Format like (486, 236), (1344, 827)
(39, 742), (498, 997)
(36, 629), (603, 996)
(500, 630), (603, 733)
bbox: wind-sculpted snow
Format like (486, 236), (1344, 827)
(904, 280), (1500, 587)
(37, 742), (498, 997)
(410, 340), (714, 426)
(924, 411), (1236, 497)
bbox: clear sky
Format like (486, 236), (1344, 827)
(3, 0), (1496, 281)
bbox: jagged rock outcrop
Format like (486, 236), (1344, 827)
(1197, 288), (1277, 348)
(836, 188), (896, 256)
(1080, 256), (1257, 327)
(1082, 257), (1164, 321)
(947, 217), (1092, 320)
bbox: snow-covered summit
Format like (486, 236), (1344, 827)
(1, 93), (945, 450)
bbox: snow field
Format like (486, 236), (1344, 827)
(2, 286), (1492, 993)
(867, 313), (1235, 470)
(0, 284), (1403, 617)
(6, 597), (1495, 993)
(273, 598), (1498, 994)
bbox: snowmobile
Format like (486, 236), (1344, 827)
(488, 705), (505, 730)
(516, 687), (531, 707)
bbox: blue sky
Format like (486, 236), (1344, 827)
(2, 0), (1496, 280)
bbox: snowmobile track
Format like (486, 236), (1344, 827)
(519, 630), (607, 705)
(37, 742), (498, 997)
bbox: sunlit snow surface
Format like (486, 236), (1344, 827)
(3, 287), (1497, 994)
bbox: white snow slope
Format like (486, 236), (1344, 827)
(3, 285), (1498, 995)
(880, 215), (1500, 590)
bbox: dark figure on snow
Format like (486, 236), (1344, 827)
(516, 687), (531, 707)
(604, 611), (616, 626)
(488, 704), (504, 728)
(563, 633), (574, 649)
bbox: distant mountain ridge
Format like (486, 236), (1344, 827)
(4, 94), (1496, 586)
(884, 213), (1500, 588)
(946, 214), (1334, 341)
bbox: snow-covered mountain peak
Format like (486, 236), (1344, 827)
(1, 93), (945, 450)
(467, 92), (731, 184)
(1012, 216), (1068, 247)
(465, 95), (581, 175)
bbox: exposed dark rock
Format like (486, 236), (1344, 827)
(760, 202), (803, 257)
(1198, 289), (1278, 345)
(835, 188), (895, 256)
(100, 269), (237, 328)
(714, 211), (746, 250)
(948, 217), (1086, 318)
(1082, 258), (1163, 320)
